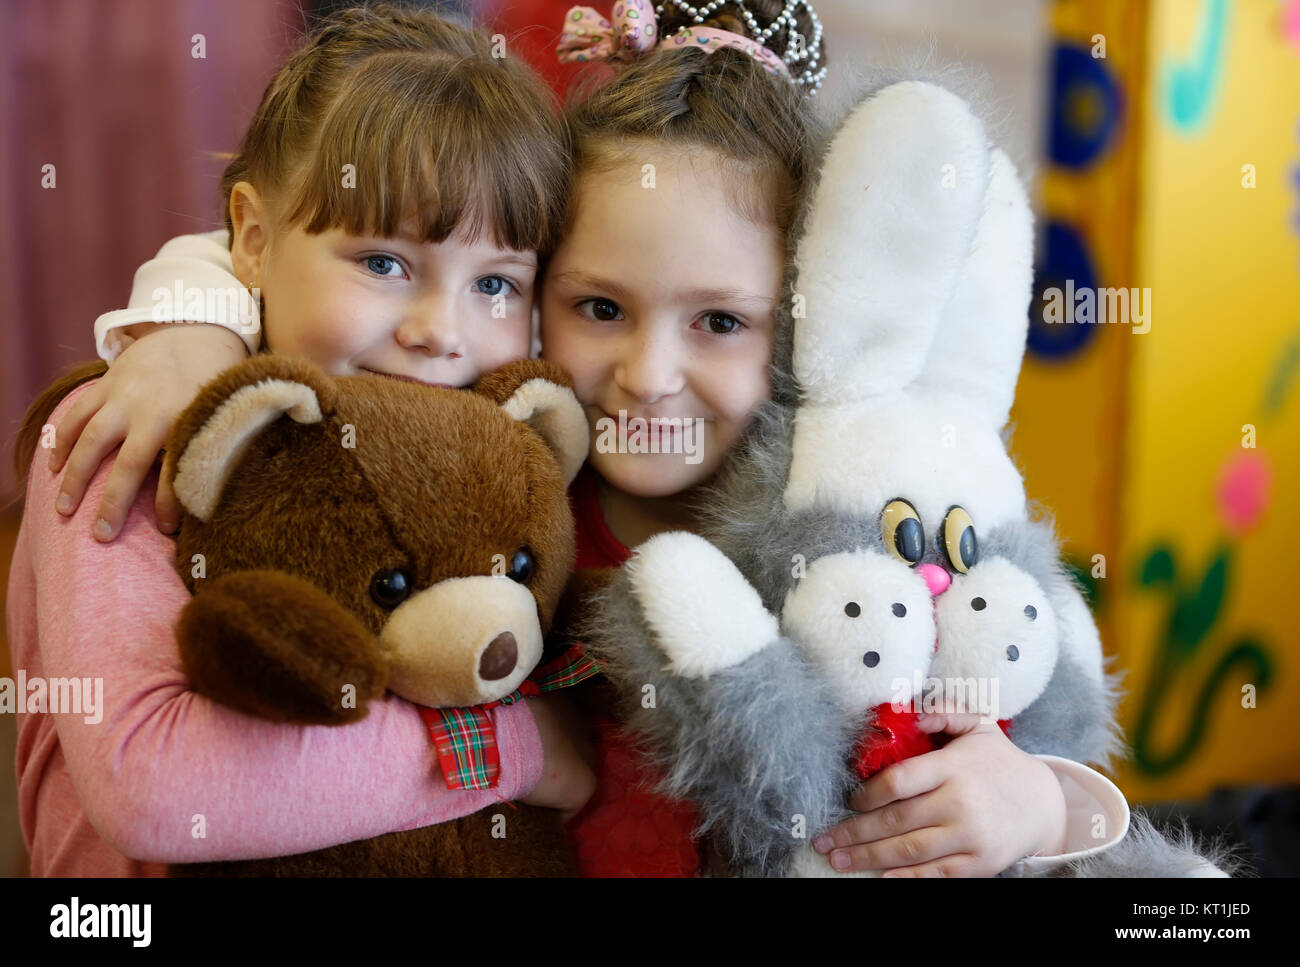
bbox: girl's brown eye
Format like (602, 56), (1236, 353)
(582, 298), (621, 322)
(704, 312), (741, 334)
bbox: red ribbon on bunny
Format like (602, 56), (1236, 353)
(853, 704), (1013, 780)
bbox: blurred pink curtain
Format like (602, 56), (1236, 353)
(0, 0), (302, 499)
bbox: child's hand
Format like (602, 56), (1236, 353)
(812, 711), (1068, 877)
(49, 322), (249, 541)
(521, 693), (597, 823)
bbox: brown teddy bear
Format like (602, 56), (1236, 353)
(161, 354), (591, 876)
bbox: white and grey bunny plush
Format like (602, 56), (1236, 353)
(584, 80), (1237, 878)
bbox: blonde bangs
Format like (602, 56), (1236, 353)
(283, 51), (570, 253)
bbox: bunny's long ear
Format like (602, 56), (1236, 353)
(915, 148), (1034, 428)
(792, 81), (989, 404)
(167, 356), (338, 522)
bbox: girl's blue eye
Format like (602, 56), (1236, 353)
(699, 312), (743, 335)
(476, 276), (511, 297)
(580, 298), (623, 322)
(365, 255), (403, 278)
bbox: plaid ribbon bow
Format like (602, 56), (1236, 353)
(419, 641), (600, 791)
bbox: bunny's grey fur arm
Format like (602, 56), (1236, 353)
(582, 570), (857, 877)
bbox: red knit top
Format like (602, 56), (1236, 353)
(563, 467), (702, 876)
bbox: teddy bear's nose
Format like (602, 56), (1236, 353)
(479, 632), (519, 681)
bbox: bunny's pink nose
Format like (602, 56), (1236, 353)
(917, 564), (951, 596)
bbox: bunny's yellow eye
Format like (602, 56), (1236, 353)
(882, 498), (924, 566)
(940, 505), (978, 573)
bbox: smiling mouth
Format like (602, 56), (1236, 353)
(598, 409), (701, 429)
(595, 411), (711, 452)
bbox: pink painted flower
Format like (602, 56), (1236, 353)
(1215, 449), (1273, 535)
(1285, 0), (1300, 54)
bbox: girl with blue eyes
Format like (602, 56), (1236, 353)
(10, 5), (595, 876)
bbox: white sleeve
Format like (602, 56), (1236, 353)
(94, 229), (260, 363)
(1003, 754), (1131, 876)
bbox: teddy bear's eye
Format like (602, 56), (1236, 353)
(506, 547), (535, 584)
(370, 568), (412, 609)
(939, 505), (978, 573)
(881, 498), (924, 566)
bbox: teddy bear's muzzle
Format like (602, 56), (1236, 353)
(377, 575), (544, 707)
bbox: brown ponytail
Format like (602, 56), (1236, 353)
(12, 361), (109, 489)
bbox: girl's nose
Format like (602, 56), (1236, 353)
(916, 563), (950, 596)
(615, 330), (686, 404)
(397, 296), (464, 358)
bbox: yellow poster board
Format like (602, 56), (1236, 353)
(1014, 0), (1300, 802)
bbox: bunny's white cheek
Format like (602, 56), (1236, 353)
(781, 550), (935, 713)
(930, 557), (1059, 719)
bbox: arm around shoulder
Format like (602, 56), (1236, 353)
(94, 230), (259, 362)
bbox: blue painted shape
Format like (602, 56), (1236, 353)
(1162, 0), (1230, 133)
(1049, 43), (1123, 168)
(1027, 221), (1099, 361)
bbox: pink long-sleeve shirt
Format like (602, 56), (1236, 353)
(7, 381), (543, 876)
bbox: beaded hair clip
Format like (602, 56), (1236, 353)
(657, 1), (826, 94)
(558, 0), (827, 95)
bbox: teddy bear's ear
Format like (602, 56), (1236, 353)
(167, 356), (339, 522)
(474, 359), (589, 485)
